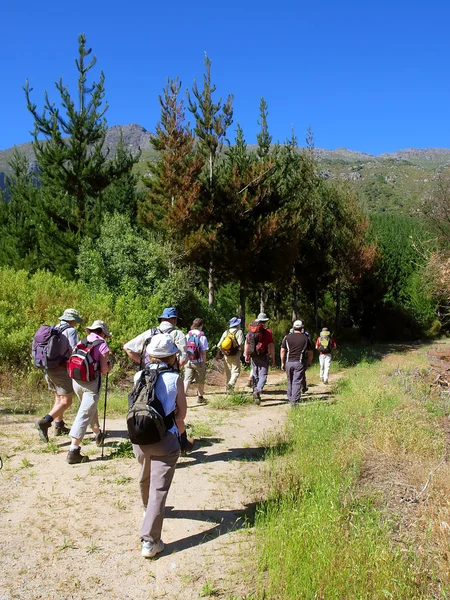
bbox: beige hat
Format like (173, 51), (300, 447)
(293, 320), (303, 330)
(86, 320), (112, 337)
(256, 312), (270, 322)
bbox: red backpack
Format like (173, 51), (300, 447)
(67, 338), (103, 382)
(246, 322), (266, 355)
(186, 331), (202, 361)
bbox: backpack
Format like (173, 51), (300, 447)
(127, 365), (175, 445)
(67, 338), (104, 382)
(220, 330), (239, 356)
(246, 322), (266, 356)
(186, 330), (203, 362)
(32, 323), (71, 369)
(140, 326), (176, 369)
(318, 332), (332, 354)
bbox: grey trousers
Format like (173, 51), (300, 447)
(133, 432), (180, 543)
(251, 355), (269, 393)
(69, 378), (102, 440)
(286, 361), (306, 404)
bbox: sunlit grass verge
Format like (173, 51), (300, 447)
(208, 391), (254, 410)
(253, 352), (446, 599)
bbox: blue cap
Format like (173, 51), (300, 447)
(229, 317), (241, 327)
(158, 307), (180, 320)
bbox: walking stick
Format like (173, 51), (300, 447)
(101, 373), (109, 459)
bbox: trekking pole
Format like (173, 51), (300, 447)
(101, 373), (109, 459)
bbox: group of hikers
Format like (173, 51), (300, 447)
(32, 306), (336, 558)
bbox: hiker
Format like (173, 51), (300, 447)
(280, 320), (313, 407)
(244, 313), (275, 405)
(34, 308), (83, 442)
(315, 327), (337, 384)
(216, 317), (245, 391)
(66, 320), (112, 464)
(132, 334), (191, 558)
(123, 307), (187, 369)
(184, 318), (209, 404)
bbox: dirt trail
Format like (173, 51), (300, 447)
(0, 369), (339, 600)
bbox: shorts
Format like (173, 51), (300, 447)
(45, 367), (73, 395)
(184, 362), (207, 385)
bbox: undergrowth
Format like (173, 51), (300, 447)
(252, 346), (447, 599)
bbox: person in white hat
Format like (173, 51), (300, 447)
(35, 308), (83, 442)
(132, 333), (193, 559)
(66, 320), (112, 464)
(280, 320), (313, 407)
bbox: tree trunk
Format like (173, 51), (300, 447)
(314, 288), (319, 333)
(208, 263), (214, 306)
(239, 282), (246, 331)
(259, 290), (265, 314)
(335, 277), (341, 330)
(292, 280), (299, 321)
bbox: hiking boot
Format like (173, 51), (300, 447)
(180, 437), (196, 457)
(246, 377), (253, 388)
(94, 430), (106, 447)
(141, 539), (164, 558)
(226, 383), (234, 392)
(253, 391), (261, 406)
(54, 421), (70, 436)
(66, 448), (90, 464)
(324, 379), (329, 384)
(35, 418), (51, 443)
(197, 396), (207, 405)
(302, 386), (308, 393)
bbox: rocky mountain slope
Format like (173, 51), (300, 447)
(1, 123), (448, 213)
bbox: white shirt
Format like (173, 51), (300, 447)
(124, 321), (187, 363)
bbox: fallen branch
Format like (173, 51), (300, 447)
(403, 456), (446, 503)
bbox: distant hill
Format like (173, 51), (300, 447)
(1, 123), (448, 214)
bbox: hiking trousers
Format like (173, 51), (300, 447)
(224, 353), (241, 388)
(134, 432), (180, 543)
(251, 355), (269, 394)
(286, 361), (305, 404)
(69, 378), (102, 440)
(319, 353), (332, 382)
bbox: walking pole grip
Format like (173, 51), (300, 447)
(101, 373), (109, 459)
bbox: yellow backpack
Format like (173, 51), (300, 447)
(220, 330), (239, 356)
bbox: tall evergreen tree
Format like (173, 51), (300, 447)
(23, 33), (138, 240)
(140, 77), (203, 234)
(188, 53), (234, 304)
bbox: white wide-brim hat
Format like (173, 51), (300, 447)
(147, 333), (178, 357)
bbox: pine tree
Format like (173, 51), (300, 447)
(141, 77), (203, 234)
(256, 98), (272, 160)
(23, 34), (137, 240)
(188, 53), (234, 304)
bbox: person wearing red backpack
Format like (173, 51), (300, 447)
(244, 313), (275, 405)
(67, 320), (112, 464)
(183, 318), (209, 404)
(34, 308), (83, 442)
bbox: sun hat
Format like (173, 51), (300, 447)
(229, 317), (241, 327)
(158, 307), (181, 320)
(321, 327), (329, 332)
(85, 320), (112, 337)
(256, 313), (270, 322)
(59, 308), (83, 323)
(293, 320), (303, 330)
(146, 333), (178, 357)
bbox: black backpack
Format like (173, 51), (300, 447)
(139, 326), (176, 369)
(127, 365), (175, 445)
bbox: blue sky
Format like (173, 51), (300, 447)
(1, 0), (449, 155)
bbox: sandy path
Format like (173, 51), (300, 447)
(0, 369), (337, 600)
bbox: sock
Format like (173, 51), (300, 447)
(69, 444), (79, 451)
(54, 420), (64, 427)
(44, 414), (54, 423)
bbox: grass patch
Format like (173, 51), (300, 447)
(109, 440), (134, 459)
(187, 421), (215, 438)
(252, 348), (445, 599)
(209, 391), (254, 410)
